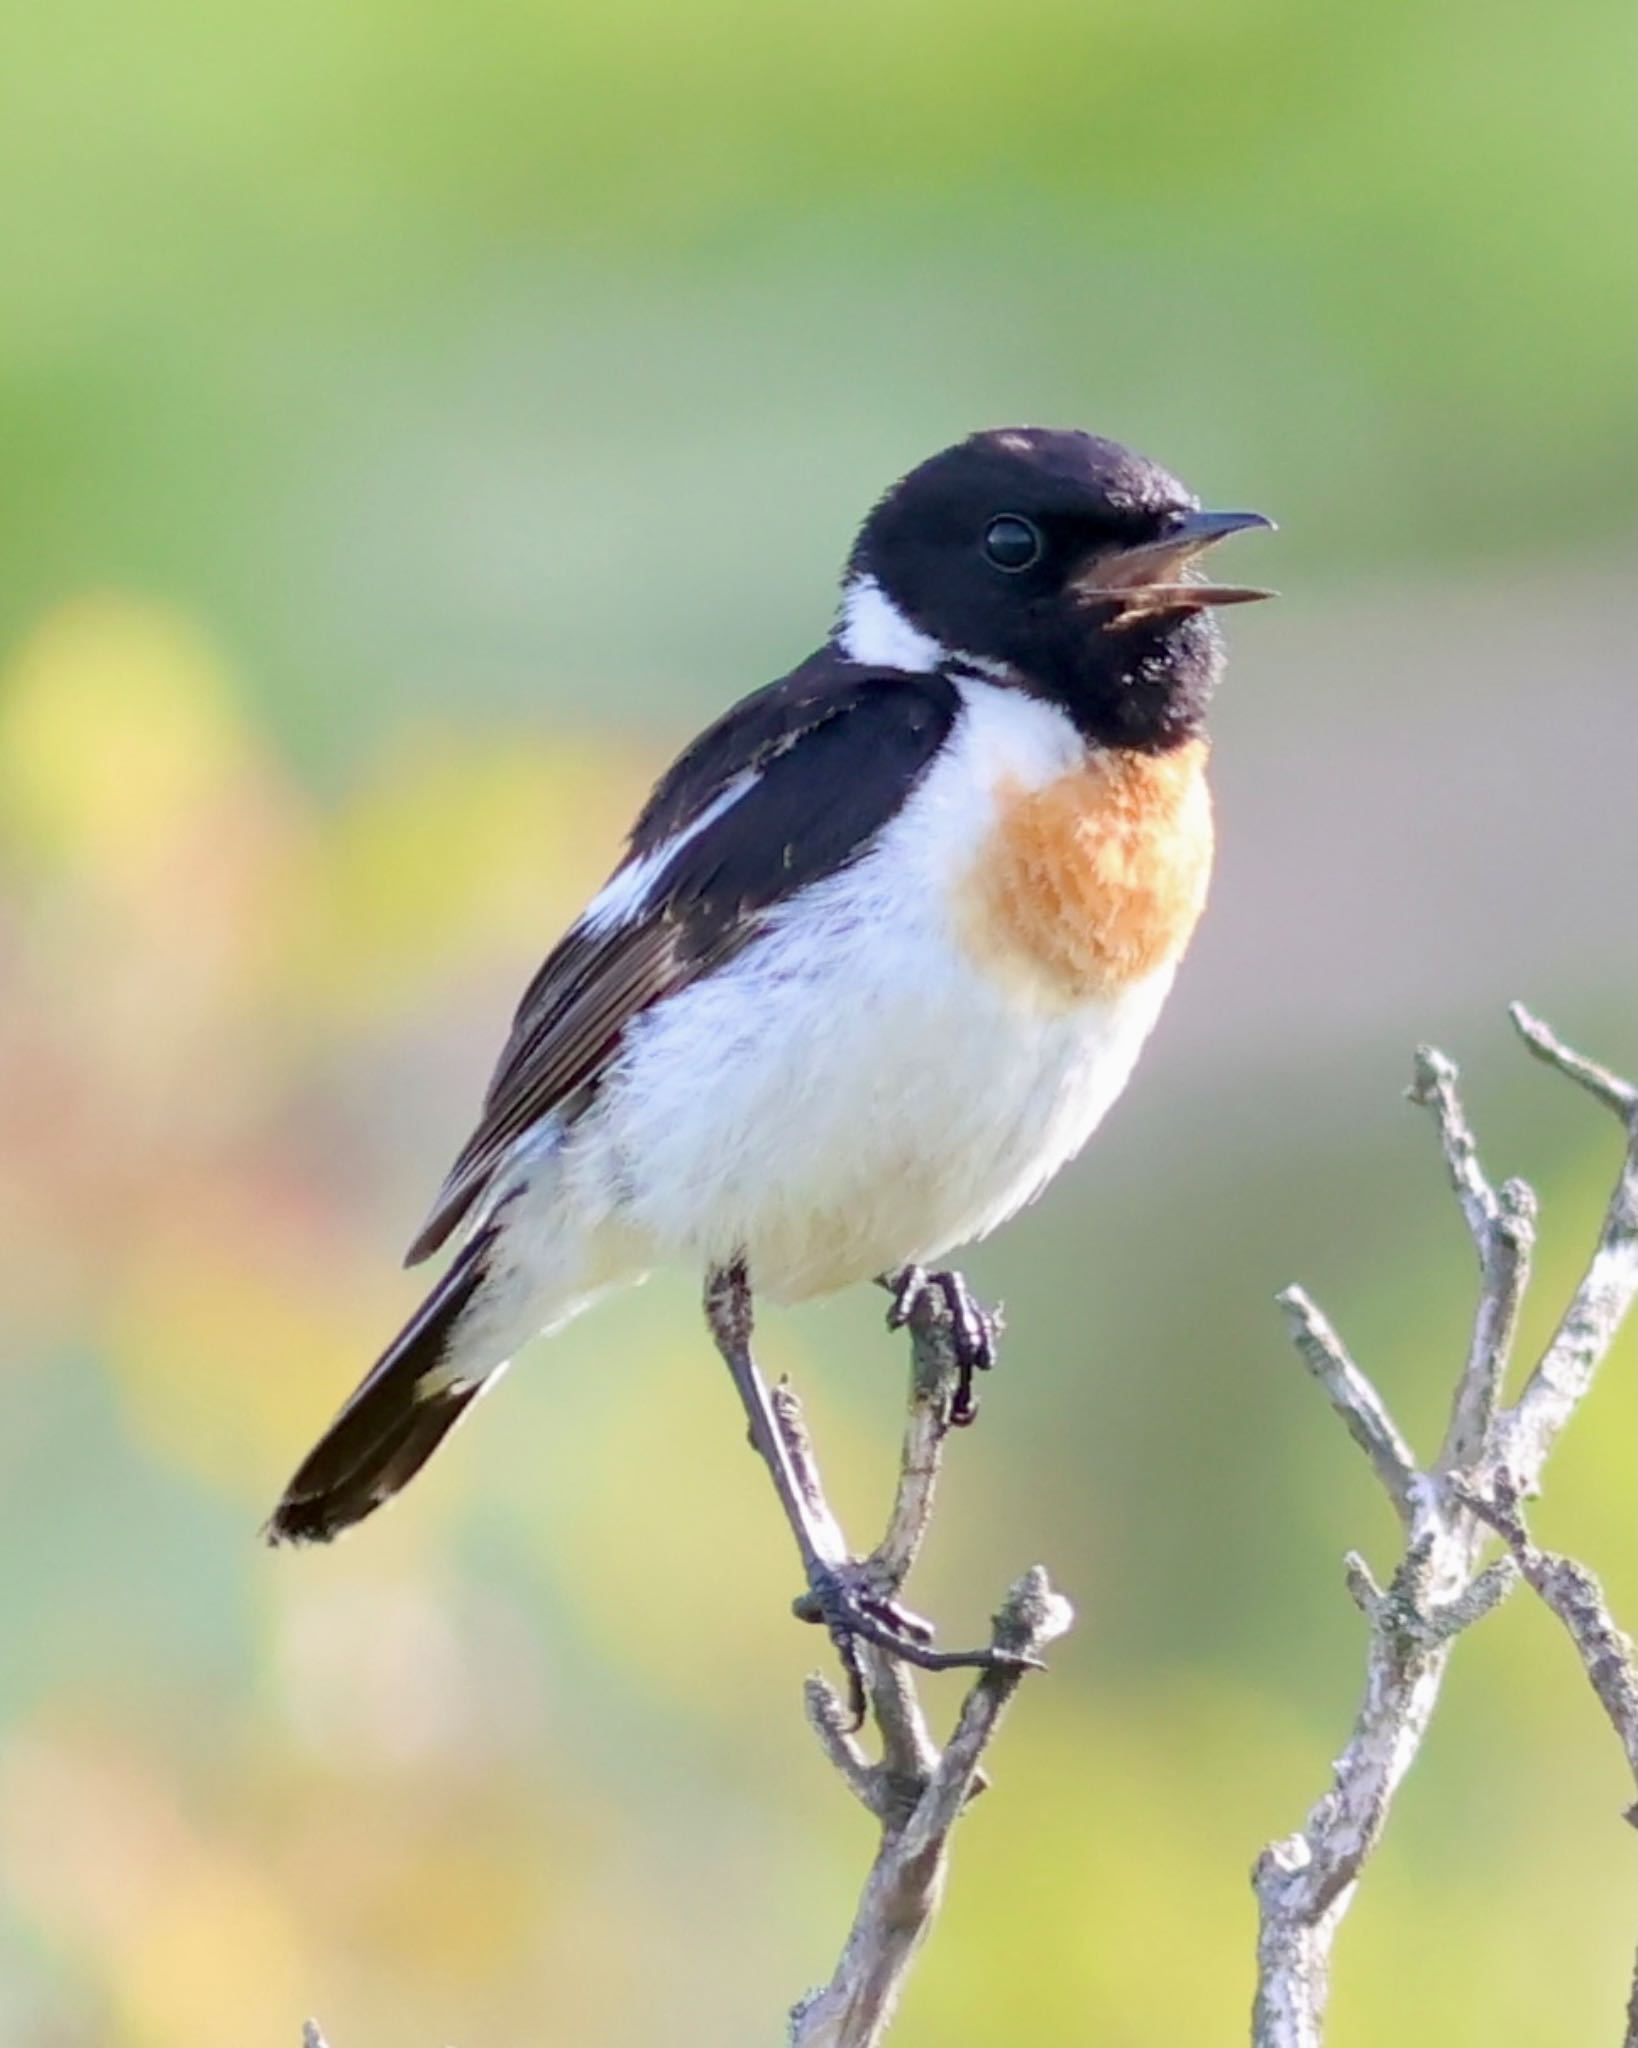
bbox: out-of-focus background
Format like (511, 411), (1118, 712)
(1, 2), (1634, 2042)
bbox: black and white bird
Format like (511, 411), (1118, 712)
(268, 426), (1271, 1657)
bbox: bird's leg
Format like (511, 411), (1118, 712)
(704, 1260), (1027, 1722)
(883, 1265), (1002, 1426)
(704, 1257), (850, 1584)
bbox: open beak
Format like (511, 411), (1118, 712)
(1079, 509), (1276, 627)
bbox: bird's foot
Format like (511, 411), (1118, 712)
(794, 1558), (1036, 1728)
(884, 1265), (1002, 1426)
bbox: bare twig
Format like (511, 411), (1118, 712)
(1510, 1002), (1638, 1119)
(791, 1568), (1072, 2048)
(1276, 1286), (1418, 1523)
(870, 1300), (969, 1586)
(1498, 1004), (1638, 1476)
(785, 1284), (1073, 2048)
(1406, 1043), (1541, 1470)
(1457, 1469), (1638, 1810)
(1255, 1011), (1638, 2048)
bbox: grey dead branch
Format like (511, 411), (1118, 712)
(1254, 1007), (1638, 2048)
(776, 1280), (1072, 2048)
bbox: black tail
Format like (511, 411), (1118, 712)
(266, 1238), (494, 1546)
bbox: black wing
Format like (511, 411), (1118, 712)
(405, 653), (960, 1264)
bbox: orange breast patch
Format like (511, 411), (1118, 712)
(957, 740), (1214, 1004)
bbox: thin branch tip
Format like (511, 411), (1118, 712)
(804, 1671), (881, 1800)
(1407, 1041), (1459, 1101)
(1002, 1563), (1074, 1640)
(1343, 1550), (1384, 1615)
(1508, 1002), (1637, 1120)
(1277, 1286), (1418, 1519)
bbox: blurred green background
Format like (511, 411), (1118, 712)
(1, 0), (1634, 2042)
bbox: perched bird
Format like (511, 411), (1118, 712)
(268, 426), (1271, 1662)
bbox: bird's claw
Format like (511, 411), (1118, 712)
(884, 1265), (1002, 1426)
(794, 1559), (1035, 1728)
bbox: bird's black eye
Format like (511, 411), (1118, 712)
(982, 514), (1043, 572)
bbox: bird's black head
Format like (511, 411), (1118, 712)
(841, 427), (1273, 753)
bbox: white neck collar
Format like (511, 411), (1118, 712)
(835, 575), (947, 672)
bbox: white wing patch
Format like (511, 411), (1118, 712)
(582, 770), (759, 933)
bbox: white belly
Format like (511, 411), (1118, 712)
(594, 923), (1171, 1301)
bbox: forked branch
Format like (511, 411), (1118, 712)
(1254, 1008), (1638, 2047)
(781, 1278), (1073, 2047)
(301, 1278), (1070, 2048)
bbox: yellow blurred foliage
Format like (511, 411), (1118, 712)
(1, 1728), (305, 2045)
(105, 1210), (390, 1502)
(0, 597), (263, 884)
(289, 725), (643, 1027)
